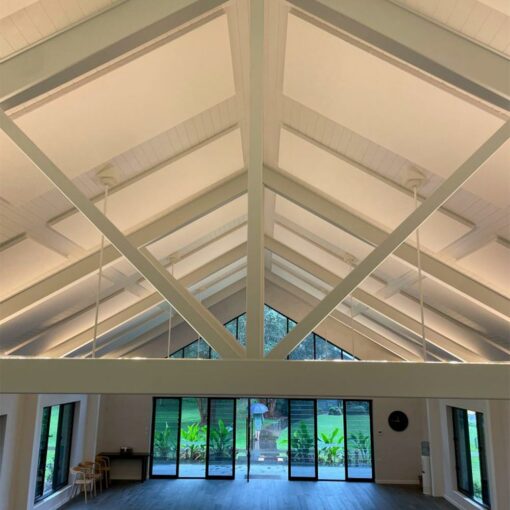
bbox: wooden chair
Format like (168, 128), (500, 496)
(95, 455), (111, 488)
(80, 461), (102, 495)
(70, 466), (94, 503)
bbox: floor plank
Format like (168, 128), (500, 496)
(61, 479), (456, 510)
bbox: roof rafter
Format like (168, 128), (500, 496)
(267, 122), (510, 359)
(0, 0), (229, 108)
(264, 166), (510, 319)
(0, 109), (245, 359)
(41, 243), (246, 358)
(288, 0), (510, 112)
(0, 171), (247, 325)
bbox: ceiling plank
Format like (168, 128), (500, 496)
(264, 166), (510, 319)
(246, 0), (265, 359)
(0, 171), (247, 325)
(0, 109), (245, 359)
(288, 0), (510, 111)
(0, 0), (228, 107)
(267, 122), (510, 359)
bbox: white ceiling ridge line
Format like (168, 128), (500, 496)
(267, 270), (426, 362)
(263, 165), (510, 319)
(0, 110), (245, 360)
(281, 121), (473, 229)
(265, 235), (482, 362)
(287, 0), (510, 115)
(0, 170), (247, 325)
(266, 121), (510, 359)
(245, 0), (265, 359)
(36, 243), (247, 359)
(107, 276), (248, 359)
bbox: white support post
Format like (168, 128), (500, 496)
(0, 109), (245, 360)
(246, 0), (265, 359)
(267, 122), (510, 359)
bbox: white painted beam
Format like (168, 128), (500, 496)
(288, 0), (510, 111)
(0, 110), (244, 359)
(1, 358), (508, 399)
(264, 166), (510, 319)
(42, 244), (246, 358)
(0, 0), (228, 107)
(246, 0), (265, 359)
(267, 123), (510, 359)
(0, 171), (247, 325)
(266, 236), (482, 362)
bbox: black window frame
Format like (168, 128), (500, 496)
(34, 402), (76, 503)
(451, 407), (491, 508)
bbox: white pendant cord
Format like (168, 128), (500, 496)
(91, 186), (109, 359)
(413, 186), (428, 362)
(167, 263), (174, 358)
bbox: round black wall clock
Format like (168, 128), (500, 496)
(388, 410), (409, 432)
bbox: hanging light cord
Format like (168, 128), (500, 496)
(91, 186), (109, 359)
(413, 186), (428, 362)
(167, 263), (174, 358)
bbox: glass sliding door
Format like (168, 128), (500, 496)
(179, 398), (208, 478)
(235, 398), (249, 479)
(345, 400), (373, 480)
(206, 399), (236, 478)
(248, 398), (288, 480)
(289, 399), (317, 480)
(53, 403), (75, 489)
(150, 398), (180, 477)
(317, 399), (345, 480)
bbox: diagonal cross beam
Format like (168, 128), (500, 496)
(0, 109), (245, 359)
(267, 122), (510, 359)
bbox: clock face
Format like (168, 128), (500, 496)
(388, 411), (409, 432)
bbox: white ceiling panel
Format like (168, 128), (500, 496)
(457, 240), (510, 297)
(283, 14), (504, 186)
(0, 237), (66, 299)
(279, 129), (471, 252)
(52, 129), (244, 249)
(0, 14), (236, 204)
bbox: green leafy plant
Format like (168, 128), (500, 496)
(209, 419), (233, 459)
(318, 428), (344, 465)
(154, 422), (176, 459)
(180, 423), (207, 460)
(291, 421), (314, 462)
(348, 431), (370, 465)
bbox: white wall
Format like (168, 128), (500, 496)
(0, 394), (101, 510)
(427, 398), (510, 510)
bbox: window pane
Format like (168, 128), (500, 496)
(170, 349), (183, 358)
(264, 306), (288, 355)
(179, 398), (207, 478)
(210, 348), (220, 360)
(35, 407), (51, 499)
(289, 334), (314, 360)
(225, 319), (237, 339)
(317, 399), (345, 480)
(237, 315), (246, 347)
(183, 341), (198, 359)
(289, 400), (316, 479)
(342, 351), (355, 360)
(315, 336), (329, 360)
(151, 398), (180, 476)
(43, 407), (60, 495)
(325, 342), (343, 360)
(476, 413), (490, 507)
(345, 401), (373, 480)
(197, 338), (210, 359)
(207, 399), (235, 478)
(452, 408), (471, 494)
(53, 403), (74, 489)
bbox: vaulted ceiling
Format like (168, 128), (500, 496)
(0, 0), (508, 363)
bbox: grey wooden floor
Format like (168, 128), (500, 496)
(61, 479), (456, 510)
